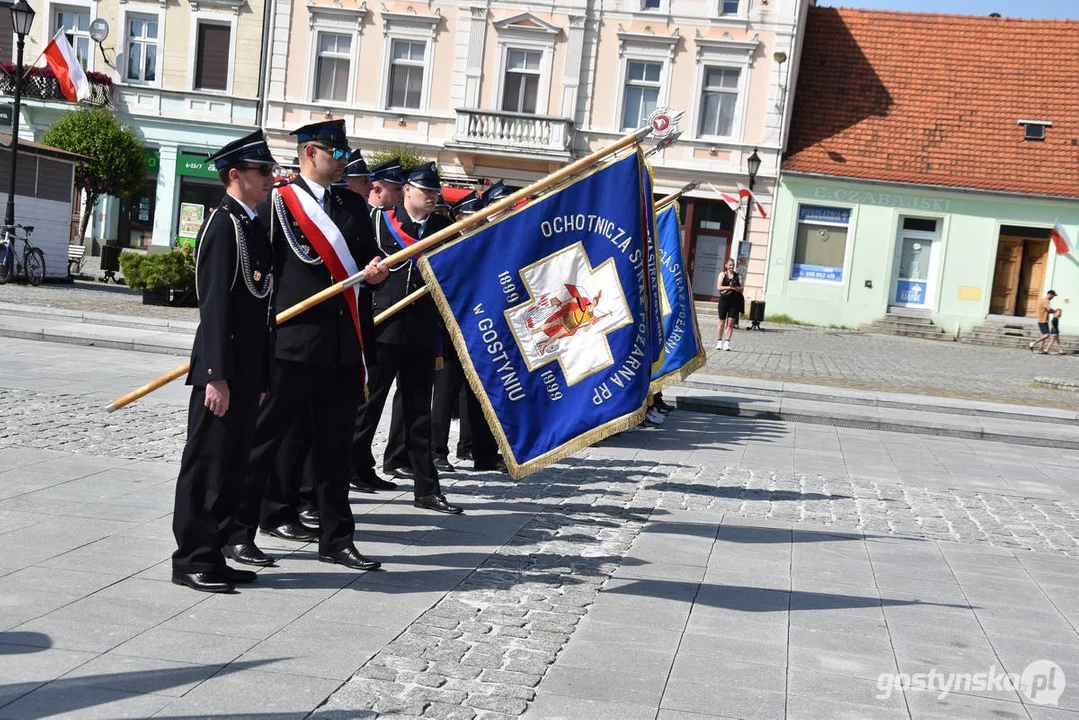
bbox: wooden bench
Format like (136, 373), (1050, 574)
(67, 244), (86, 276)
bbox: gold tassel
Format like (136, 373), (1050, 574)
(435, 357), (444, 371)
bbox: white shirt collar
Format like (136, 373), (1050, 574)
(228, 193), (258, 221)
(300, 174), (327, 203)
(407, 211), (430, 227)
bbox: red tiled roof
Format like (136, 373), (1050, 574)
(783, 7), (1079, 199)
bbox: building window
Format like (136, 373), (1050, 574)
(643, 0), (661, 8)
(501, 49), (541, 114)
(314, 32), (351, 102)
(621, 60), (661, 130)
(194, 22), (230, 91)
(54, 8), (91, 69)
(125, 16), (158, 83)
(791, 205), (850, 283)
(721, 0), (740, 14)
(698, 67), (739, 138)
(387, 39), (425, 109)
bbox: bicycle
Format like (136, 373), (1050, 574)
(0, 224), (45, 286)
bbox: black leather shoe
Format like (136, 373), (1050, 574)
(433, 456), (456, 472)
(298, 509), (320, 529)
(350, 477), (377, 493)
(259, 522), (318, 543)
(172, 570), (234, 593)
(319, 545), (382, 571)
(366, 474), (398, 490)
(473, 457), (509, 473)
(414, 493), (463, 514)
(388, 466), (416, 481)
(221, 565), (257, 584)
(223, 542), (275, 567)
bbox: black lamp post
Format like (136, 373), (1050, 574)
(739, 147), (762, 269)
(4, 0), (36, 236)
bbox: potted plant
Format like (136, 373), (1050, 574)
(120, 246), (196, 306)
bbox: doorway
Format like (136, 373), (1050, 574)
(684, 199), (735, 301)
(990, 226), (1050, 316)
(889, 217), (940, 309)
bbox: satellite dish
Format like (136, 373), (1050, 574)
(89, 18), (109, 43)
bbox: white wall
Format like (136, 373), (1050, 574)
(0, 195), (76, 280)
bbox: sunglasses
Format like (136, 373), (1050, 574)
(237, 164), (275, 177)
(311, 144), (349, 161)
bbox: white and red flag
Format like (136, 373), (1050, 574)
(43, 30), (90, 102)
(1050, 221), (1072, 255)
(736, 182), (767, 218)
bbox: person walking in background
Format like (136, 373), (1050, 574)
(1030, 289), (1057, 353)
(715, 257), (743, 351)
(1045, 309), (1065, 355)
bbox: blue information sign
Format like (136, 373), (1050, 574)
(798, 205), (851, 225)
(895, 280), (927, 305)
(791, 263), (843, 283)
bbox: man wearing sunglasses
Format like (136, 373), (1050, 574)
(171, 130), (278, 593)
(226, 119), (389, 574)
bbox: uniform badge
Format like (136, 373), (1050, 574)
(302, 245), (311, 254)
(253, 270), (262, 282)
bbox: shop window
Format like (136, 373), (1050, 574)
(621, 60), (661, 130)
(501, 49), (541, 114)
(791, 205), (850, 283)
(315, 32), (351, 102)
(54, 7), (91, 69)
(387, 39), (425, 109)
(902, 217), (937, 232)
(194, 22), (231, 91)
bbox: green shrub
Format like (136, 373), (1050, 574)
(121, 246), (194, 291)
(368, 146), (427, 171)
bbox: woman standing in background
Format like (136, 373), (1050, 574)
(715, 258), (743, 351)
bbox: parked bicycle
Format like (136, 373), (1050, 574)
(0, 224), (45, 286)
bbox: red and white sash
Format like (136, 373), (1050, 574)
(276, 183), (367, 380)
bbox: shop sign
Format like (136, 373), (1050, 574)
(895, 280), (927, 305)
(812, 186), (951, 212)
(144, 149), (160, 173)
(791, 263), (843, 283)
(178, 202), (205, 239)
(177, 152), (218, 179)
(798, 205), (850, 225)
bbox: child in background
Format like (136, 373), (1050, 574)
(1045, 309), (1065, 355)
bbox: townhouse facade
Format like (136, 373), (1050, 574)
(262, 0), (810, 300)
(0, 0), (269, 250)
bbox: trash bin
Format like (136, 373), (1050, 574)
(749, 300), (766, 330)
(100, 244), (121, 283)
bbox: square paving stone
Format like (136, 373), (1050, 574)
(148, 668), (339, 718)
(234, 618), (400, 680)
(0, 684), (172, 720)
(56, 654), (224, 697)
(523, 693), (658, 720)
(0, 646), (97, 708)
(111, 628), (259, 666)
(905, 686), (1029, 719)
(786, 693), (910, 720)
(538, 664), (667, 707)
(677, 631), (787, 667)
(660, 680), (785, 720)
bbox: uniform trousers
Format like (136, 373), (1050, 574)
(230, 359), (362, 554)
(173, 376), (261, 573)
(352, 342), (440, 498)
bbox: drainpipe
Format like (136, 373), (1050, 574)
(255, 0), (273, 128)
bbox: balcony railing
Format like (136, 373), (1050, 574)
(453, 108), (574, 156)
(0, 68), (112, 107)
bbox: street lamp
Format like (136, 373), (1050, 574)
(739, 147), (762, 266)
(4, 0), (36, 237)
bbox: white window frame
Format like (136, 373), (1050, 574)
(305, 2), (366, 105)
(378, 8), (440, 113)
(498, 48), (543, 114)
(612, 25), (679, 132)
(118, 6), (165, 87)
(690, 35), (756, 142)
(491, 14), (559, 117)
(44, 1), (96, 73)
(717, 0), (744, 17)
(187, 12), (237, 94)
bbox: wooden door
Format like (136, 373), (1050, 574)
(1016, 240), (1049, 317)
(990, 237), (1023, 314)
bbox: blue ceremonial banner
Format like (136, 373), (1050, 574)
(640, 163), (665, 375)
(419, 152), (652, 478)
(651, 202), (706, 391)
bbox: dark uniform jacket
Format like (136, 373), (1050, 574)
(188, 194), (275, 390)
(371, 207), (450, 349)
(258, 176), (380, 366)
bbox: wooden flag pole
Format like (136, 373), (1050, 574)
(106, 287), (435, 412)
(653, 181), (701, 215)
(106, 125), (655, 412)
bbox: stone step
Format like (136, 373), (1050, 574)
(863, 326), (954, 341)
(867, 318), (946, 332)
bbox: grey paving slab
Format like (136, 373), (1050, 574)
(522, 694), (658, 720)
(149, 668), (341, 718)
(0, 683), (174, 720)
(538, 664), (668, 707)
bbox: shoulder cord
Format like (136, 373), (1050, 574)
(273, 188), (323, 266)
(374, 207), (410, 276)
(231, 213), (274, 300)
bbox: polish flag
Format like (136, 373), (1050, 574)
(1050, 221), (1072, 255)
(44, 30), (90, 102)
(718, 192), (742, 213)
(736, 183), (767, 218)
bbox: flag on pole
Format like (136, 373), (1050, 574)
(44, 30), (90, 102)
(419, 152), (652, 478)
(736, 182), (767, 218)
(1050, 221), (1072, 255)
(640, 162), (666, 375)
(651, 202), (706, 391)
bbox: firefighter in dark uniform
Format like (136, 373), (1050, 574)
(171, 130), (278, 594)
(351, 162), (463, 514)
(225, 119), (389, 572)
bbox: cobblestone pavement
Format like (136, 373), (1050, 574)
(700, 323), (1079, 409)
(0, 278), (198, 322)
(2, 343), (1078, 718)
